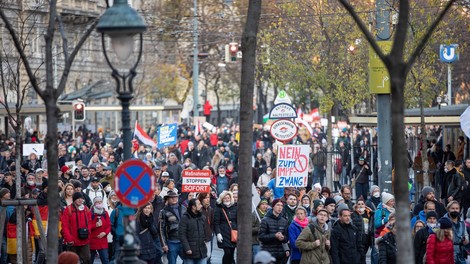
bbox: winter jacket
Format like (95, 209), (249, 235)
(350, 163), (372, 184)
(366, 196), (381, 211)
(60, 204), (92, 246)
(84, 186), (108, 211)
(110, 205), (135, 238)
(178, 210), (208, 259)
(351, 208), (373, 250)
(259, 209), (289, 259)
(296, 220), (330, 264)
(200, 205), (214, 242)
(374, 203), (393, 231)
(136, 214), (158, 261)
(413, 196), (446, 218)
(411, 210), (426, 229)
(213, 203), (237, 248)
(378, 231), (397, 264)
(444, 168), (464, 201)
(425, 233), (454, 264)
(252, 209), (267, 245)
(330, 220), (362, 264)
(413, 226), (432, 264)
(89, 208), (111, 250)
(444, 213), (468, 262)
(282, 205), (296, 224)
(288, 220), (306, 261)
(158, 204), (186, 247)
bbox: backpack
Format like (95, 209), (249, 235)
(308, 224), (318, 241)
(334, 158), (342, 174)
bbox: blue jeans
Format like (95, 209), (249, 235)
(313, 166), (325, 186)
(167, 241), (182, 264)
(252, 244), (260, 262)
(1, 238), (7, 264)
(184, 259), (206, 264)
(371, 244), (378, 264)
(90, 248), (109, 264)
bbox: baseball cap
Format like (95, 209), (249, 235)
(162, 172), (169, 177)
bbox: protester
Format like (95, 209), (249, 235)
(136, 203), (159, 264)
(179, 199), (207, 263)
(158, 191), (185, 264)
(413, 211), (438, 264)
(378, 223), (397, 264)
(214, 190), (237, 264)
(425, 217), (454, 264)
(330, 208), (362, 264)
(288, 207), (308, 264)
(89, 196), (110, 264)
(296, 208), (331, 263)
(259, 198), (289, 264)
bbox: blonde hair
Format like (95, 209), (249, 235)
(435, 228), (453, 242)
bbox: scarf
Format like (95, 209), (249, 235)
(93, 206), (104, 216)
(257, 209), (267, 219)
(294, 216), (309, 228)
(140, 213), (153, 229)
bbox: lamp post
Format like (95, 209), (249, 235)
(97, 0), (147, 263)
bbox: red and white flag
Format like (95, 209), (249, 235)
(310, 108), (320, 121)
(134, 121), (156, 147)
(297, 107), (304, 120)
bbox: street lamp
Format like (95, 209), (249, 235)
(97, 1), (147, 263)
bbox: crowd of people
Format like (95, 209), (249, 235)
(0, 124), (468, 264)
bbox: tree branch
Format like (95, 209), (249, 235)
(56, 15), (70, 63)
(0, 9), (43, 97)
(337, 0), (388, 63)
(406, 0), (457, 73)
(57, 19), (98, 97)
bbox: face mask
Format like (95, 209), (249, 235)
(428, 223), (437, 228)
(27, 180), (35, 186)
(358, 208), (365, 213)
(219, 174), (225, 177)
(444, 167), (449, 173)
(373, 192), (380, 198)
(223, 201), (231, 207)
(95, 204), (103, 209)
(266, 171), (272, 175)
(184, 162), (190, 166)
(450, 211), (460, 219)
(303, 203), (310, 208)
(78, 205), (85, 211)
(104, 186), (112, 192)
(111, 199), (118, 204)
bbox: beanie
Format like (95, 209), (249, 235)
(93, 196), (103, 204)
(336, 203), (349, 215)
(313, 183), (321, 190)
(422, 186), (434, 198)
(271, 198), (284, 208)
(0, 188), (10, 199)
(313, 199), (324, 211)
(334, 196), (344, 204)
(381, 192), (394, 205)
(61, 165), (69, 174)
(426, 211), (438, 221)
(324, 197), (336, 207)
(72, 192), (84, 202)
(370, 185), (380, 194)
(439, 217), (453, 229)
(58, 252), (79, 264)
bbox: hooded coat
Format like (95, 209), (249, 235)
(295, 219), (331, 264)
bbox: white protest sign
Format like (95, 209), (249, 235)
(23, 144), (44, 156)
(276, 145), (310, 187)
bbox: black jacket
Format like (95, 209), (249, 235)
(178, 210), (207, 259)
(136, 215), (158, 261)
(413, 226), (431, 264)
(413, 196), (446, 218)
(258, 209), (289, 259)
(378, 232), (397, 264)
(443, 168), (463, 201)
(350, 163), (372, 184)
(330, 220), (362, 264)
(200, 205), (214, 242)
(213, 203), (237, 248)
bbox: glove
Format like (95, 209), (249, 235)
(217, 233), (223, 243)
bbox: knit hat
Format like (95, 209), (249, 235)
(334, 196), (344, 204)
(337, 203), (349, 215)
(258, 198), (269, 206)
(313, 183), (321, 191)
(0, 188), (10, 199)
(60, 165), (69, 174)
(296, 206), (308, 215)
(93, 196), (103, 204)
(58, 252), (79, 264)
(259, 187), (269, 198)
(439, 217), (453, 229)
(324, 197), (336, 207)
(313, 199), (324, 211)
(271, 198), (284, 208)
(381, 192), (394, 205)
(422, 186), (434, 198)
(72, 192), (84, 202)
(254, 250), (276, 264)
(370, 185), (380, 194)
(426, 211), (438, 221)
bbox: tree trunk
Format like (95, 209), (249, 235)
(390, 67), (414, 263)
(326, 109), (333, 190)
(238, 1), (261, 263)
(214, 88), (221, 126)
(45, 102), (59, 264)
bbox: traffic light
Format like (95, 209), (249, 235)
(73, 102), (85, 121)
(229, 42), (238, 61)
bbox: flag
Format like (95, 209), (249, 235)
(310, 108), (320, 121)
(195, 119), (201, 136)
(134, 121), (156, 147)
(297, 107), (304, 120)
(296, 119), (314, 136)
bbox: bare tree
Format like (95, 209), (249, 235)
(0, 1), (98, 262)
(337, 0), (458, 262)
(238, 0), (261, 263)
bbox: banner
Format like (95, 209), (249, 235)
(157, 123), (177, 148)
(181, 170), (211, 192)
(134, 121), (156, 148)
(276, 145), (310, 187)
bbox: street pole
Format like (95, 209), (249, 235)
(447, 63), (452, 105)
(376, 0), (393, 193)
(192, 0), (199, 118)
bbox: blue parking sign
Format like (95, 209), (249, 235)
(158, 124), (177, 148)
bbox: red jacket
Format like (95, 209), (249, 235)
(210, 134), (218, 147)
(425, 233), (454, 264)
(89, 209), (111, 250)
(61, 204), (92, 246)
(203, 101), (212, 115)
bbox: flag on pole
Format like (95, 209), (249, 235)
(310, 108), (320, 121)
(195, 119), (201, 136)
(134, 121), (156, 147)
(297, 107), (304, 120)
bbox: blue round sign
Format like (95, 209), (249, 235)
(114, 159), (155, 208)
